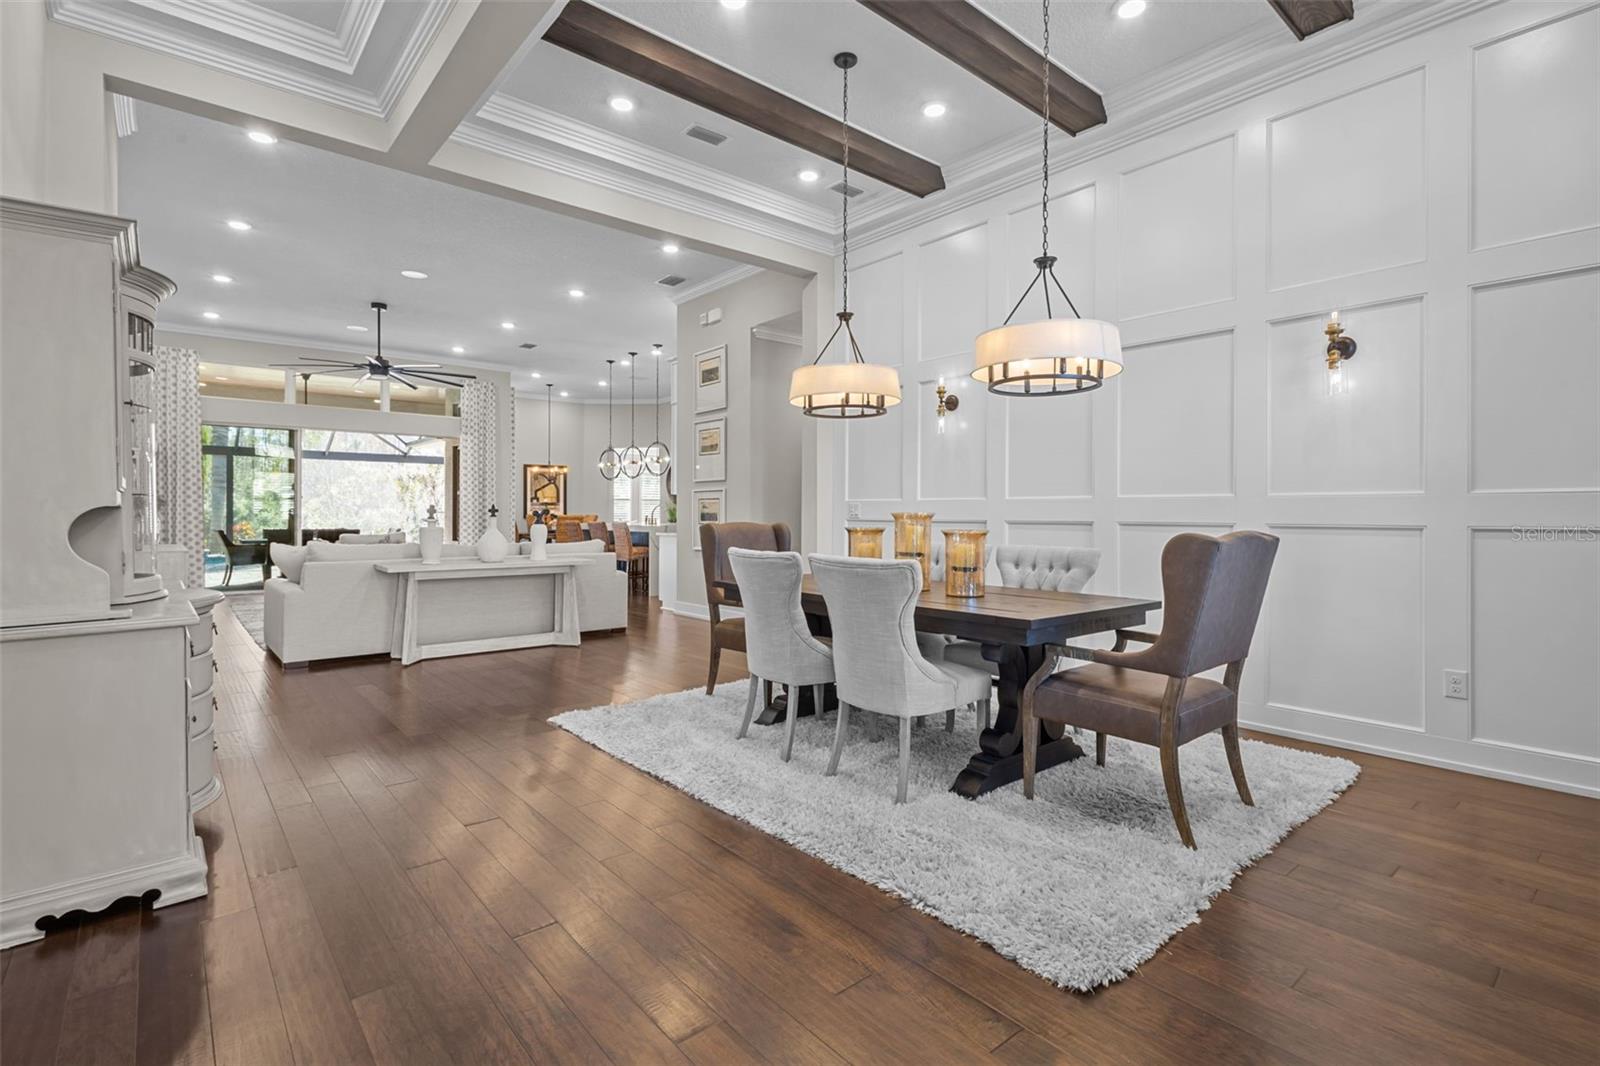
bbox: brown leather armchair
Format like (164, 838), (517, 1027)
(1021, 531), (1279, 848)
(699, 521), (792, 694)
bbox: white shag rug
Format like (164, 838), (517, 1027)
(553, 683), (1359, 991)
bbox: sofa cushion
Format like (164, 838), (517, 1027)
(270, 543), (308, 583)
(543, 540), (606, 556)
(305, 541), (422, 563)
(339, 533), (385, 544)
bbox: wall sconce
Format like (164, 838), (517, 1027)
(935, 378), (960, 433)
(1324, 311), (1357, 397)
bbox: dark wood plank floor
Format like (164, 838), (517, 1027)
(4, 596), (1596, 1065)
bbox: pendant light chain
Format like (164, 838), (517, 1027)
(841, 59), (850, 317)
(1040, 0), (1050, 266)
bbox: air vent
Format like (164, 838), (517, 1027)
(518, 342), (538, 350)
(684, 124), (727, 146)
(830, 180), (864, 198)
(657, 275), (687, 287)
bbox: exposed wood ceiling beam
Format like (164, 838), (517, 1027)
(1267, 1), (1356, 41)
(542, 1), (945, 198)
(855, 1), (1105, 136)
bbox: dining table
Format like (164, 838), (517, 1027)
(714, 575), (1160, 798)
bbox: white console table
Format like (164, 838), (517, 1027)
(376, 557), (584, 665)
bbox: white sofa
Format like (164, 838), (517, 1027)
(263, 539), (628, 667)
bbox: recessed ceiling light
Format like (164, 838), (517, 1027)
(451, 345), (465, 354)
(720, 0), (747, 9)
(531, 371), (542, 379)
(347, 324), (368, 332)
(661, 242), (680, 254)
(620, 359), (631, 367)
(247, 130), (277, 145)
(560, 390), (570, 397)
(202, 311), (220, 320)
(608, 96), (634, 113)
(568, 288), (585, 298)
(1116, 0), (1147, 18)
(225, 219), (252, 231)
(922, 101), (947, 118)
(797, 168), (820, 183)
(211, 273), (233, 284)
(501, 321), (516, 330)
(400, 269), (429, 279)
(599, 380), (608, 387)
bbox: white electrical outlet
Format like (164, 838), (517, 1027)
(1444, 670), (1469, 700)
(847, 502), (862, 519)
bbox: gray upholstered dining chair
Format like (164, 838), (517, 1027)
(938, 546), (1103, 674)
(810, 555), (993, 803)
(727, 548), (835, 762)
(700, 522), (792, 695)
(1020, 531), (1279, 848)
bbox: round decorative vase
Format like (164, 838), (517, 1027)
(891, 512), (934, 588)
(419, 505), (444, 565)
(845, 526), (885, 559)
(476, 507), (509, 563)
(528, 523), (549, 560)
(942, 529), (988, 598)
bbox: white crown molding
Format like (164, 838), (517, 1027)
(112, 94), (139, 138)
(48, 0), (451, 119)
(751, 326), (803, 345)
(665, 264), (765, 306)
(450, 121), (832, 255)
(847, 0), (1502, 245)
(125, 0), (382, 75)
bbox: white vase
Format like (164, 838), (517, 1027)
(476, 522), (509, 563)
(528, 523), (549, 560)
(419, 524), (443, 565)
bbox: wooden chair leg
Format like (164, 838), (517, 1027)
(781, 685), (798, 762)
(945, 707), (956, 732)
(1222, 723), (1254, 806)
(762, 679), (773, 712)
(705, 645), (721, 695)
(737, 676), (760, 738)
(1095, 732), (1107, 766)
(826, 701), (851, 775)
(1159, 737), (1196, 849)
(896, 717), (912, 804)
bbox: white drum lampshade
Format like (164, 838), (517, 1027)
(972, 317), (1124, 396)
(789, 360), (902, 418)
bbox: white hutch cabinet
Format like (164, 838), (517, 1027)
(0, 198), (213, 948)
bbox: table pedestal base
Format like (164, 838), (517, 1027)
(753, 683), (833, 727)
(950, 642), (1086, 799)
(951, 734), (1086, 799)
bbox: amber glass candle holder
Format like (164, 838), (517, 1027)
(891, 512), (935, 588)
(845, 526), (885, 559)
(943, 529), (988, 598)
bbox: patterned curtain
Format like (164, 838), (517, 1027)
(458, 380), (499, 542)
(154, 345), (205, 587)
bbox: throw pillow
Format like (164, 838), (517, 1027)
(270, 543), (308, 583)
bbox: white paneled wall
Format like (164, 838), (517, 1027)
(836, 2), (1600, 795)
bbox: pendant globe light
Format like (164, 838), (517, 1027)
(972, 0), (1123, 396)
(789, 52), (902, 419)
(598, 359), (622, 481)
(643, 343), (672, 476)
(620, 352), (646, 478)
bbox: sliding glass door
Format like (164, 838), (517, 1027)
(299, 431), (446, 540)
(201, 425), (295, 588)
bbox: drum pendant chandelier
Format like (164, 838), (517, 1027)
(598, 359), (622, 481)
(790, 52), (902, 419)
(972, 0), (1123, 396)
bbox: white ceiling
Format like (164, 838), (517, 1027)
(119, 102), (737, 399)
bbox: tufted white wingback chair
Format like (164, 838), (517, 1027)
(727, 548), (835, 762)
(939, 547), (1104, 675)
(810, 555), (992, 803)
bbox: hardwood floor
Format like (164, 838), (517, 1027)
(3, 596), (1596, 1065)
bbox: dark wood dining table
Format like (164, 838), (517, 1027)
(715, 575), (1160, 798)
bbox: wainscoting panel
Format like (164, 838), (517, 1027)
(1267, 70), (1427, 289)
(1471, 5), (1600, 250)
(1268, 297), (1425, 495)
(1117, 136), (1235, 319)
(848, 252), (906, 367)
(1117, 330), (1234, 498)
(1470, 268), (1600, 493)
(1266, 526), (1426, 731)
(835, 2), (1599, 793)
(917, 223), (989, 363)
(1471, 529), (1600, 760)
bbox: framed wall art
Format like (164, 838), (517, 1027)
(693, 417), (726, 483)
(694, 345), (727, 413)
(691, 488), (725, 541)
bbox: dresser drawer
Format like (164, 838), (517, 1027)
(188, 725), (216, 797)
(188, 683), (215, 737)
(188, 615), (214, 657)
(186, 648), (215, 692)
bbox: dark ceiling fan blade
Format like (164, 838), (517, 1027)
(392, 363), (443, 369)
(400, 370), (476, 387)
(388, 374), (421, 390)
(268, 360), (362, 368)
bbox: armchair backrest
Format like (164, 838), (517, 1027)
(587, 521), (610, 545)
(1122, 532), (1278, 678)
(994, 546), (1101, 592)
(612, 522), (633, 560)
(809, 555), (955, 715)
(699, 523), (791, 621)
(727, 549), (830, 682)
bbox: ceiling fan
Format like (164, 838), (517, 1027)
(271, 301), (476, 390)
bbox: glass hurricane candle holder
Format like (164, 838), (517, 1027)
(891, 512), (935, 588)
(846, 526), (885, 559)
(943, 529), (988, 598)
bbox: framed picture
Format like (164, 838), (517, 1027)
(523, 464), (567, 519)
(692, 488), (725, 541)
(694, 345), (727, 413)
(693, 417), (726, 483)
